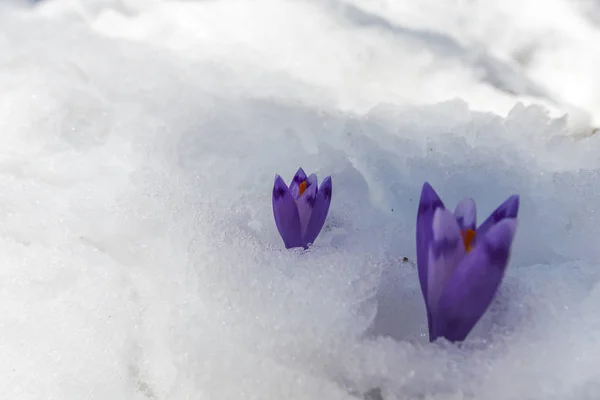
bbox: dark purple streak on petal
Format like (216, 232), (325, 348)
(304, 176), (332, 246)
(272, 175), (303, 249)
(435, 218), (518, 342)
(477, 195), (519, 238)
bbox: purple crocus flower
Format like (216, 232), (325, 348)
(416, 182), (519, 342)
(272, 168), (332, 249)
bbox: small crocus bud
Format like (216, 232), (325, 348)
(272, 168), (332, 249)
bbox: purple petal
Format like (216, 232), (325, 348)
(416, 182), (445, 339)
(305, 173), (318, 189)
(427, 208), (465, 339)
(434, 218), (518, 342)
(296, 175), (318, 243)
(304, 176), (332, 246)
(289, 168), (308, 199)
(454, 198), (476, 231)
(477, 195), (519, 238)
(272, 175), (303, 249)
(416, 183), (445, 305)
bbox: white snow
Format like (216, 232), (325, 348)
(2, 0), (600, 399)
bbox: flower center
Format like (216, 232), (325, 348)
(460, 229), (476, 252)
(299, 180), (307, 196)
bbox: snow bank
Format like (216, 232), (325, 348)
(2, 1), (600, 399)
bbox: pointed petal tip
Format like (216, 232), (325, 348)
(273, 174), (287, 187)
(476, 193), (520, 236)
(454, 197), (477, 231)
(293, 167), (307, 181)
(420, 181), (439, 200)
(418, 181), (444, 215)
(507, 194), (520, 217)
(456, 197), (476, 208)
(421, 181), (433, 194)
(290, 168), (309, 199)
(307, 173), (318, 186)
(319, 176), (332, 199)
(504, 193), (520, 212)
(273, 175), (291, 201)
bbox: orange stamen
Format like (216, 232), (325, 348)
(460, 229), (476, 253)
(299, 180), (307, 196)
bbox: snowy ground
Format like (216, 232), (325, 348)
(2, 0), (600, 399)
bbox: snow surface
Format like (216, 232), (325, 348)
(2, 0), (600, 399)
